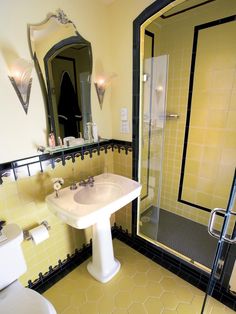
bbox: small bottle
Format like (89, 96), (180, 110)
(58, 136), (63, 147)
(49, 132), (55, 148)
(86, 122), (93, 142)
(92, 123), (98, 142)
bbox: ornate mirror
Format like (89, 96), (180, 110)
(28, 10), (92, 144)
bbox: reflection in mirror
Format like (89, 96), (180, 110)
(28, 9), (92, 145)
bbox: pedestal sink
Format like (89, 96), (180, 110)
(46, 173), (141, 283)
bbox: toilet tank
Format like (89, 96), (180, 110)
(0, 224), (27, 290)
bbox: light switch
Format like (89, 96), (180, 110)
(121, 107), (128, 121)
(120, 120), (129, 133)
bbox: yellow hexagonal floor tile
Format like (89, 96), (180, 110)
(162, 310), (178, 314)
(79, 301), (98, 314)
(144, 296), (164, 313)
(161, 291), (180, 310)
(146, 280), (163, 297)
(86, 285), (104, 301)
(132, 272), (148, 286)
(43, 239), (234, 314)
(146, 268), (164, 282)
(128, 302), (147, 314)
(130, 285), (150, 303)
(174, 285), (194, 303)
(160, 276), (179, 292)
(114, 291), (133, 309)
(97, 295), (115, 314)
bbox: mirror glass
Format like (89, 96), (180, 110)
(28, 10), (92, 145)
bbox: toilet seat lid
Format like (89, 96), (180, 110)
(0, 281), (56, 314)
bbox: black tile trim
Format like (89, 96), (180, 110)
(27, 241), (92, 294)
(0, 139), (132, 183)
(178, 14), (236, 212)
(141, 30), (155, 201)
(160, 0), (215, 19)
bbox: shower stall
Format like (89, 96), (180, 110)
(137, 0), (236, 274)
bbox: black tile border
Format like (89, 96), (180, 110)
(0, 139), (132, 183)
(141, 30), (154, 201)
(178, 14), (236, 212)
(27, 241), (92, 294)
(160, 0), (215, 19)
(29, 225), (236, 311)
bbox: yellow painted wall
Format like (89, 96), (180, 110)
(108, 0), (155, 141)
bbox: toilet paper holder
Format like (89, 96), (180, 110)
(23, 221), (51, 241)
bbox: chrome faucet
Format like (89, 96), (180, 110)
(79, 176), (94, 187)
(0, 171), (11, 185)
(0, 220), (6, 236)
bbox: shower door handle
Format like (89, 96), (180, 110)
(208, 208), (236, 243)
(208, 208), (224, 240)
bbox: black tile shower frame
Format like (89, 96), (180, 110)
(132, 0), (236, 311)
(0, 139), (132, 183)
(141, 30), (154, 201)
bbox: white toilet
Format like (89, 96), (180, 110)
(0, 223), (57, 314)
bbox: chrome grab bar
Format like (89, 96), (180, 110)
(208, 208), (236, 243)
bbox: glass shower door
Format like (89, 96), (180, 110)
(202, 171), (236, 313)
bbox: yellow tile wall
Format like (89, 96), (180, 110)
(0, 148), (118, 286)
(113, 149), (133, 233)
(182, 21), (236, 211)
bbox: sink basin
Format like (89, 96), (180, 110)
(46, 173), (142, 283)
(74, 182), (122, 205)
(46, 173), (141, 229)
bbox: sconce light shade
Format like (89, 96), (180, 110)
(95, 79), (106, 109)
(94, 74), (116, 109)
(8, 58), (33, 114)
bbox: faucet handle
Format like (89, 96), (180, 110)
(70, 181), (78, 190)
(0, 220), (6, 231)
(79, 180), (86, 186)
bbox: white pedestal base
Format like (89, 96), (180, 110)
(87, 215), (120, 283)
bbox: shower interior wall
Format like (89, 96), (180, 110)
(140, 0), (236, 231)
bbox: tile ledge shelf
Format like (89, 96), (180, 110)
(0, 139), (132, 183)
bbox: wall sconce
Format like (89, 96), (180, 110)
(8, 58), (33, 114)
(94, 73), (116, 109)
(94, 78), (106, 109)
